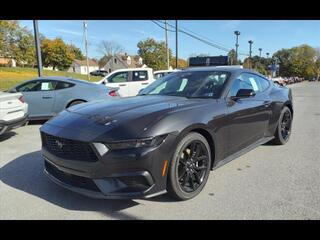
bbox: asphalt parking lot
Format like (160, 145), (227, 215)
(1, 82), (320, 220)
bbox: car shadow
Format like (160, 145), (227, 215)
(0, 131), (17, 142)
(0, 151), (140, 219)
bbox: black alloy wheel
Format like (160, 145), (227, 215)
(167, 132), (212, 200)
(177, 141), (209, 193)
(280, 109), (292, 141)
(272, 106), (292, 145)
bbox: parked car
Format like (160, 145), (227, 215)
(154, 69), (180, 79)
(271, 77), (286, 86)
(96, 68), (155, 97)
(9, 76), (119, 120)
(40, 66), (293, 200)
(0, 91), (28, 136)
(90, 70), (109, 77)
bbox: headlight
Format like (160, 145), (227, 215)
(105, 135), (167, 150)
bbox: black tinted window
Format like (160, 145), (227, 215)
(16, 80), (57, 92)
(132, 71), (148, 81)
(56, 81), (75, 90)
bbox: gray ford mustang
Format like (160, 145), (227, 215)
(40, 67), (293, 200)
(9, 76), (119, 120)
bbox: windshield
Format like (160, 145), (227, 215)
(139, 71), (230, 98)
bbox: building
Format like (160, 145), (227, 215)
(0, 56), (16, 67)
(68, 59), (99, 75)
(102, 54), (145, 73)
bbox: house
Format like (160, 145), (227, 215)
(68, 59), (99, 75)
(101, 54), (146, 73)
(0, 56), (16, 67)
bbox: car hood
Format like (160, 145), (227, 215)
(41, 95), (207, 142)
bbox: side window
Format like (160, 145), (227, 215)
(39, 81), (57, 91)
(16, 81), (41, 92)
(132, 71), (148, 81)
(229, 74), (255, 96)
(255, 75), (270, 92)
(107, 72), (129, 83)
(55, 81), (75, 90)
(229, 79), (241, 97)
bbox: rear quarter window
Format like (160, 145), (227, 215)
(132, 71), (148, 81)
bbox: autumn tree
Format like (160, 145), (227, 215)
(170, 57), (188, 69)
(68, 44), (84, 60)
(41, 38), (74, 70)
(137, 38), (172, 70)
(0, 20), (36, 66)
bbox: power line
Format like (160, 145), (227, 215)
(153, 20), (250, 57)
(151, 20), (175, 32)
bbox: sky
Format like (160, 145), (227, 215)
(19, 20), (320, 61)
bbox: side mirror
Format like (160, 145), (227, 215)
(231, 89), (256, 100)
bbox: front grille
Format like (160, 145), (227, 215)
(41, 132), (98, 162)
(45, 161), (100, 192)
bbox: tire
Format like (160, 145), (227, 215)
(271, 106), (292, 145)
(167, 132), (212, 200)
(67, 100), (85, 108)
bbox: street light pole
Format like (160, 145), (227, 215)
(165, 20), (170, 70)
(83, 21), (90, 81)
(259, 48), (262, 58)
(234, 31), (240, 64)
(33, 20), (43, 77)
(248, 40), (253, 69)
(175, 20), (178, 69)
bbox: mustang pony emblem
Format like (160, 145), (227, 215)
(55, 140), (65, 149)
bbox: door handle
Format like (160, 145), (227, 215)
(42, 96), (52, 99)
(141, 82), (149, 85)
(119, 84), (127, 87)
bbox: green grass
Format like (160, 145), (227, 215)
(0, 67), (103, 90)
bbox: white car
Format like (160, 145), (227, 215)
(96, 68), (155, 97)
(154, 69), (181, 79)
(0, 91), (28, 135)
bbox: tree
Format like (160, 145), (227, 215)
(137, 38), (171, 70)
(41, 38), (75, 70)
(0, 20), (36, 66)
(99, 40), (124, 57)
(170, 57), (188, 69)
(68, 44), (84, 60)
(98, 55), (112, 69)
(0, 20), (20, 58)
(228, 49), (237, 65)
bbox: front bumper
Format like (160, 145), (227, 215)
(41, 127), (177, 199)
(0, 114), (28, 135)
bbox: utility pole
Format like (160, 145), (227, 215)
(234, 31), (240, 64)
(266, 52), (270, 77)
(83, 21), (90, 81)
(259, 48), (262, 58)
(175, 20), (178, 69)
(164, 20), (170, 70)
(248, 40), (253, 69)
(33, 20), (43, 77)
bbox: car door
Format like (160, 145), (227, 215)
(105, 71), (129, 97)
(226, 73), (271, 155)
(16, 80), (56, 118)
(128, 70), (150, 96)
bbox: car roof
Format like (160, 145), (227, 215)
(183, 66), (266, 77)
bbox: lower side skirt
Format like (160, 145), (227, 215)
(213, 136), (274, 170)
